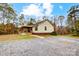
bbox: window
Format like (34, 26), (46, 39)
(45, 26), (47, 31)
(35, 26), (38, 31)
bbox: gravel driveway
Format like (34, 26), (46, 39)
(0, 36), (79, 56)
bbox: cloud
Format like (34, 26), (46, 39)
(20, 3), (53, 17)
(59, 5), (63, 10)
(43, 3), (53, 16)
(20, 4), (44, 16)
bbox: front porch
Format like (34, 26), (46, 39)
(19, 26), (32, 33)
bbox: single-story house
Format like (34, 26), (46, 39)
(19, 19), (54, 34)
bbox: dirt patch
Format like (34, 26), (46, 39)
(0, 34), (19, 42)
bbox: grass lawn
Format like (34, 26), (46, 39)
(0, 34), (79, 42)
(50, 35), (79, 39)
(17, 34), (36, 40)
(39, 34), (79, 39)
(0, 34), (36, 42)
(63, 35), (79, 39)
(38, 34), (55, 38)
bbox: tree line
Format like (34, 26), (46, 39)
(67, 5), (79, 36)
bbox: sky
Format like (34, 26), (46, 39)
(12, 3), (79, 16)
(12, 3), (79, 25)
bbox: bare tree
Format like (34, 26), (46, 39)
(58, 16), (64, 34)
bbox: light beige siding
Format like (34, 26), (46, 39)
(32, 21), (54, 33)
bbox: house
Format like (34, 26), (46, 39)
(19, 19), (54, 34)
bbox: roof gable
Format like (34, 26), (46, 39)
(33, 19), (54, 27)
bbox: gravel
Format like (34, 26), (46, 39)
(0, 37), (79, 56)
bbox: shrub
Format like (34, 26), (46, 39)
(0, 23), (18, 35)
(72, 29), (79, 36)
(51, 32), (57, 35)
(4, 23), (18, 34)
(76, 30), (79, 36)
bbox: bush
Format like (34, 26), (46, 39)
(51, 32), (57, 35)
(0, 30), (8, 35)
(71, 29), (79, 36)
(76, 30), (79, 36)
(0, 23), (18, 35)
